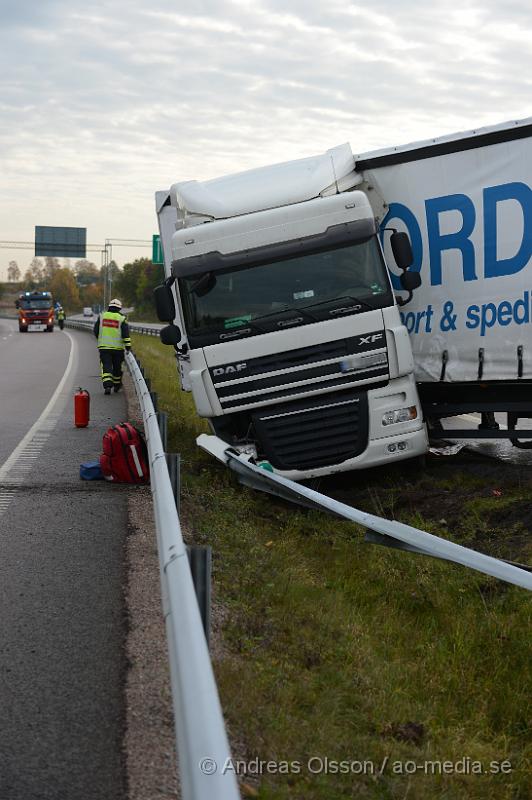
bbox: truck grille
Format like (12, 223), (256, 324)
(252, 391), (369, 470)
(210, 331), (389, 411)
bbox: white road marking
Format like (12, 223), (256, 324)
(0, 332), (77, 483)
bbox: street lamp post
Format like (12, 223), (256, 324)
(101, 248), (108, 309)
(106, 240), (113, 304)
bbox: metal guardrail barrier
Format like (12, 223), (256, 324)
(63, 318), (238, 798)
(198, 434), (532, 592)
(64, 317), (161, 336)
(126, 354), (240, 800)
(128, 322), (161, 336)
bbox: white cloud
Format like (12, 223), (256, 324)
(0, 0), (531, 277)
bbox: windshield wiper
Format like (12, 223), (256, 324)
(216, 318), (266, 341)
(215, 306), (318, 341)
(211, 297), (372, 342)
(299, 295), (374, 314)
(250, 306), (319, 324)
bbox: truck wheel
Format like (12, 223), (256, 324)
(508, 412), (532, 449)
(19, 326), (27, 332)
(46, 326), (54, 332)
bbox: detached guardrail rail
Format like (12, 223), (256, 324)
(198, 434), (532, 592)
(126, 353), (240, 800)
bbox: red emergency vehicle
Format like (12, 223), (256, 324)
(16, 291), (55, 332)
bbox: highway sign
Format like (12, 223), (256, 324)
(35, 226), (86, 257)
(152, 234), (163, 264)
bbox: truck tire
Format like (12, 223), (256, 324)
(19, 326), (27, 332)
(46, 325), (54, 332)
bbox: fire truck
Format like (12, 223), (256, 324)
(16, 291), (55, 332)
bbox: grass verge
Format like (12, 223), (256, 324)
(132, 333), (531, 800)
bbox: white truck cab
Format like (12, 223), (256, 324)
(155, 145), (428, 479)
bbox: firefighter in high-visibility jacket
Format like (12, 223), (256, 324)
(93, 299), (131, 394)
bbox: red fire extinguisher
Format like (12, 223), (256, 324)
(74, 388), (90, 428)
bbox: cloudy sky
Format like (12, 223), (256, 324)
(1, 0), (531, 279)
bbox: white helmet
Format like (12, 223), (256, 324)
(109, 298), (122, 310)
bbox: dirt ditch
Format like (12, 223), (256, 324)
(321, 447), (532, 565)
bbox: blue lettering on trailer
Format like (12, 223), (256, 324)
(483, 182), (532, 279)
(425, 193), (477, 286)
(402, 291), (532, 337)
(465, 291), (531, 336)
(381, 181), (532, 287)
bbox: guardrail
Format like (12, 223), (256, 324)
(128, 322), (161, 336)
(126, 354), (240, 800)
(65, 318), (239, 799)
(198, 434), (532, 592)
(65, 317), (162, 336)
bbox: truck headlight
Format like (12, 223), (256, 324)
(382, 406), (418, 426)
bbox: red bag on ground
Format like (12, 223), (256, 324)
(100, 423), (149, 484)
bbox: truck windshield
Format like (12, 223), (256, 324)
(20, 299), (52, 310)
(180, 237), (393, 346)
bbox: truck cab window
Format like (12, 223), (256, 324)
(180, 237), (392, 346)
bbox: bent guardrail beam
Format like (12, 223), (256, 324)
(127, 356), (240, 800)
(197, 434), (532, 592)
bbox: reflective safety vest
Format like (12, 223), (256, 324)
(98, 311), (127, 350)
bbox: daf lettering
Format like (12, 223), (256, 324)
(213, 362), (248, 377)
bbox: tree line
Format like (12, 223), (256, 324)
(5, 256), (164, 316)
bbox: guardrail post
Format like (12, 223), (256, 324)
(145, 376), (151, 391)
(157, 411), (168, 451)
(150, 391), (158, 411)
(165, 453), (181, 514)
(187, 545), (212, 645)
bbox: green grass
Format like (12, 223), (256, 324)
(132, 333), (532, 800)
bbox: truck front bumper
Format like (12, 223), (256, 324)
(198, 422), (428, 482)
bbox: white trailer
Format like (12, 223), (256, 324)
(155, 146), (427, 479)
(357, 116), (532, 445)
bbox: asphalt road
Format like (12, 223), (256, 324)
(0, 318), (71, 465)
(0, 320), (130, 800)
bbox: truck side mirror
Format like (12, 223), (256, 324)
(390, 231), (413, 270)
(160, 323), (182, 346)
(396, 271), (422, 307)
(15, 300), (20, 308)
(154, 284), (176, 322)
(399, 271), (421, 292)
